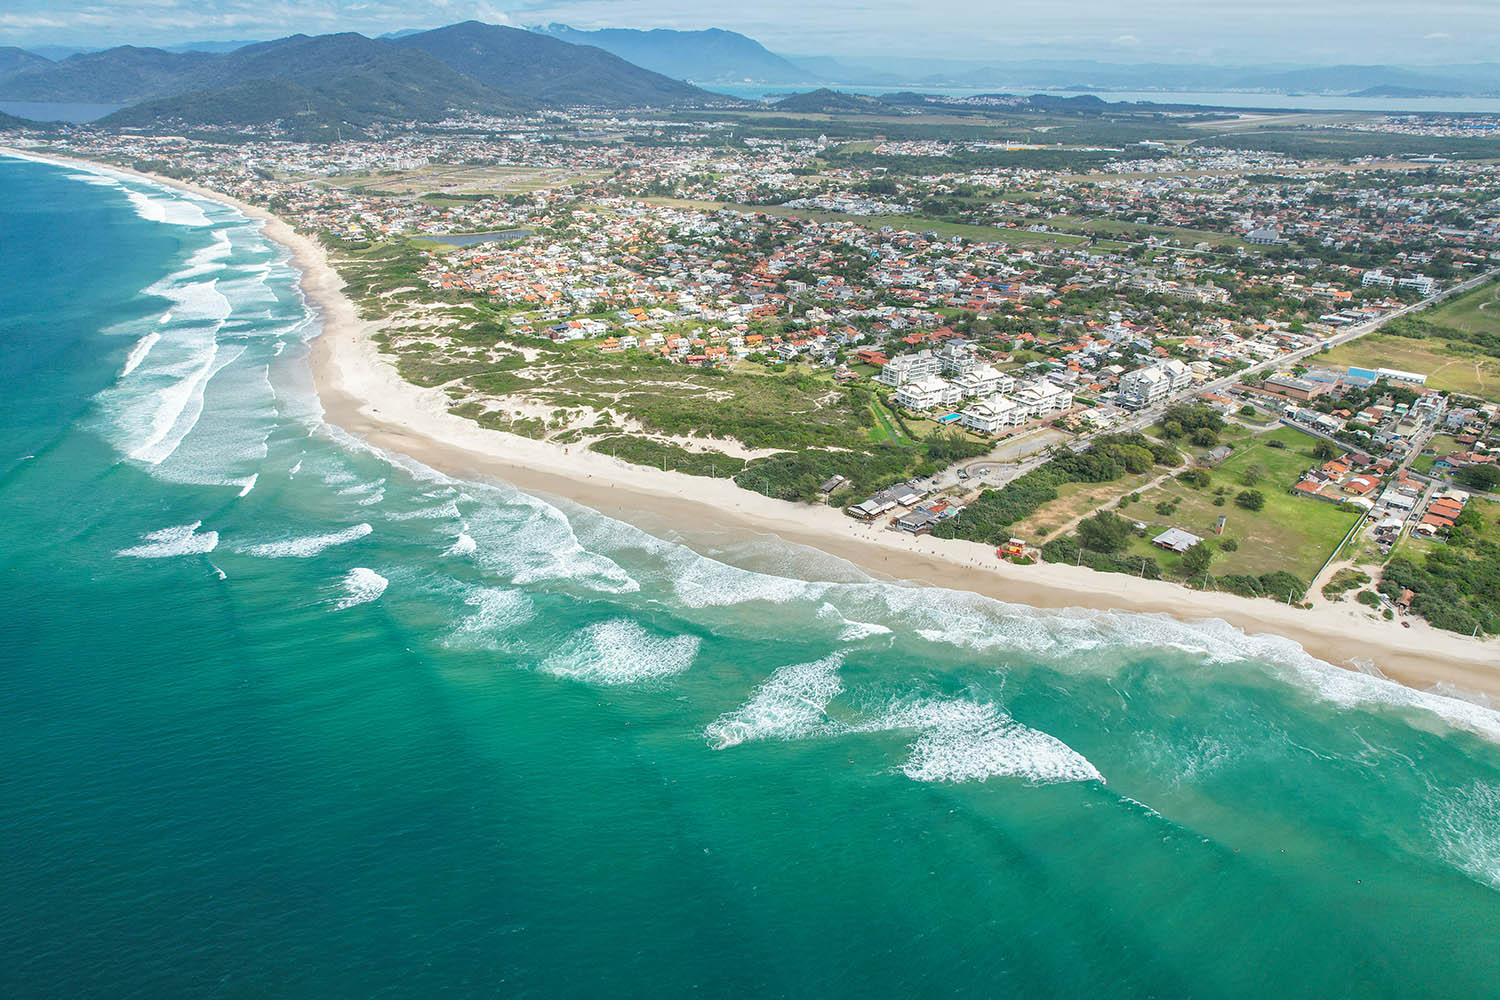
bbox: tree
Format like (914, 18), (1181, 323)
(1312, 440), (1338, 462)
(1457, 465), (1500, 489)
(1180, 542), (1213, 577)
(1238, 405), (1257, 417)
(1078, 511), (1131, 555)
(1236, 489), (1266, 511)
(1242, 463), (1266, 487)
(1191, 427), (1220, 447)
(1162, 420), (1184, 439)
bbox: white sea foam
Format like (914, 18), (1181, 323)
(122, 186), (213, 228)
(117, 521), (219, 559)
(446, 587), (536, 648)
(855, 698), (1104, 786)
(288, 459), (302, 478)
(234, 473), (259, 497)
(121, 332), (160, 376)
(126, 342), (246, 465)
(445, 531), (477, 557)
(240, 522), (372, 558)
(816, 602), (893, 642)
(706, 653), (845, 749)
(1425, 780), (1500, 891)
(356, 488), (386, 507)
(540, 619), (701, 685)
(385, 500), (463, 521)
(338, 478), (385, 496)
(334, 568), (388, 610)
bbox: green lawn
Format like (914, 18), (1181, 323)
(1419, 275), (1500, 335)
(1126, 427), (1359, 582)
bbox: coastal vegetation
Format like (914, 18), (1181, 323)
(931, 433), (1179, 545)
(1380, 499), (1500, 634)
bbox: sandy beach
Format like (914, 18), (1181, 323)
(10, 145), (1498, 697)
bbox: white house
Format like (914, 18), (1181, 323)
(958, 395), (1026, 433)
(952, 365), (1014, 398)
(1013, 381), (1074, 417)
(878, 349), (941, 387)
(894, 374), (963, 411)
(1117, 366), (1170, 410)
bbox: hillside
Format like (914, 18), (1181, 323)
(772, 88), (893, 114)
(4, 22), (731, 127)
(395, 22), (719, 107)
(532, 24), (807, 84)
(0, 46), (51, 80)
(100, 34), (515, 130)
(0, 45), (215, 103)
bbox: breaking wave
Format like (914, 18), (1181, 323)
(705, 653), (844, 750)
(117, 521), (219, 559)
(334, 567), (388, 610)
(540, 619), (701, 685)
(239, 523), (373, 558)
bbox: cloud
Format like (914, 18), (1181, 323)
(1111, 33), (1141, 47)
(1424, 31), (1452, 40)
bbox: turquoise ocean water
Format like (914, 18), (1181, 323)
(3, 152), (1500, 997)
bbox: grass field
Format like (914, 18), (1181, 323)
(1039, 214), (1251, 250)
(1418, 275), (1500, 334)
(641, 197), (1121, 249)
(1320, 333), (1500, 402)
(1009, 471), (1160, 540)
(1123, 426), (1359, 582)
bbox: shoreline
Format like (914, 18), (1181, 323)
(9, 145), (1499, 699)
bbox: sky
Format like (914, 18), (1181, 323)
(2, 0), (1497, 65)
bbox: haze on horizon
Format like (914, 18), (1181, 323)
(2, 0), (1496, 67)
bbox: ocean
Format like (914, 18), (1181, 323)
(2, 151), (1499, 998)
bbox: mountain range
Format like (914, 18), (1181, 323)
(396, 22), (706, 106)
(0, 22), (730, 132)
(531, 24), (809, 84)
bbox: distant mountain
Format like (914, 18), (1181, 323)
(783, 55), (905, 87)
(101, 33), (517, 130)
(1237, 64), (1480, 95)
(532, 24), (807, 84)
(6, 22), (731, 130)
(0, 47), (50, 79)
(395, 22), (719, 107)
(0, 46), (217, 103)
(1350, 84), (1461, 99)
(772, 88), (891, 113)
(160, 40), (264, 55)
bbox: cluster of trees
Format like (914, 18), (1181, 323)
(732, 428), (988, 504)
(933, 433), (1177, 544)
(590, 436), (746, 480)
(1160, 402), (1227, 447)
(1379, 504), (1500, 634)
(1041, 533), (1163, 580)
